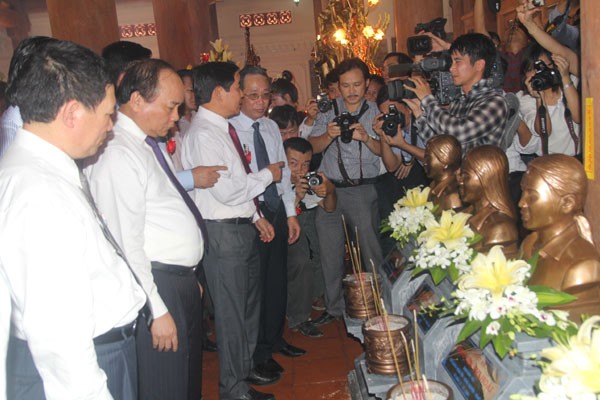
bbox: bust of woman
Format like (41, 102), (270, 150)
(520, 154), (600, 322)
(424, 135), (462, 213)
(459, 145), (518, 257)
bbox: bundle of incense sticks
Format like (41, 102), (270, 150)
(381, 299), (433, 400)
(342, 215), (371, 320)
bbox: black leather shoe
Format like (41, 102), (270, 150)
(202, 339), (217, 352)
(312, 311), (338, 327)
(246, 364), (280, 386)
(262, 358), (284, 373)
(235, 388), (275, 400)
(277, 343), (306, 357)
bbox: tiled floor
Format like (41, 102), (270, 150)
(201, 314), (364, 400)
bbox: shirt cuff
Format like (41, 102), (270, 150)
(177, 169), (194, 191)
(149, 290), (168, 319)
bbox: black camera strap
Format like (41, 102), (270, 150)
(538, 100), (549, 155)
(336, 101), (370, 186)
(561, 92), (579, 154)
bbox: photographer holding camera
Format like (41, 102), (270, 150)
(402, 32), (508, 153)
(308, 58), (384, 326)
(284, 137), (336, 337)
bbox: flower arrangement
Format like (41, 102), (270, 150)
(315, 0), (390, 75)
(452, 246), (577, 359)
(208, 39), (234, 63)
(410, 209), (479, 285)
(381, 186), (436, 247)
(513, 316), (600, 400)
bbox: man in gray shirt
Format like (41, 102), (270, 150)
(308, 58), (384, 325)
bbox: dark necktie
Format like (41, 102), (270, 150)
(144, 136), (208, 249)
(79, 169), (153, 327)
(252, 121), (280, 211)
(228, 123), (262, 216)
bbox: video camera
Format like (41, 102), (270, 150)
(530, 60), (561, 91)
(387, 52), (461, 105)
(414, 17), (447, 40)
(378, 104), (405, 137)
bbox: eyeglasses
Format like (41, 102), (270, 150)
(244, 92), (272, 101)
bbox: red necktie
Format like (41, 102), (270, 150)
(228, 123), (262, 216)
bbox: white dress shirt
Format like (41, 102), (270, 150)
(0, 105), (22, 158)
(0, 266), (10, 400)
(181, 106), (273, 221)
(0, 129), (146, 400)
(229, 112), (296, 218)
(515, 77), (580, 157)
(86, 112), (203, 319)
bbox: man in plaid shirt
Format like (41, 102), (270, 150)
(404, 33), (508, 153)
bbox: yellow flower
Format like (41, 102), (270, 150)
(368, 0), (379, 5)
(397, 187), (433, 209)
(541, 316), (600, 394)
(374, 29), (385, 41)
(210, 39), (224, 53)
(420, 210), (474, 250)
(333, 29), (347, 43)
(457, 246), (529, 298)
(363, 26), (375, 39)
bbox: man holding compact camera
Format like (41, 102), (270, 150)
(308, 58), (384, 326)
(402, 32), (508, 153)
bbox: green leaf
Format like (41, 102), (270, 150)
(529, 285), (578, 307)
(492, 333), (510, 359)
(456, 320), (481, 343)
(525, 251), (540, 281)
(448, 264), (460, 283)
(479, 318), (493, 349)
(468, 233), (483, 246)
(430, 268), (447, 285)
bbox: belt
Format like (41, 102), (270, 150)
(151, 261), (196, 276)
(205, 217), (252, 225)
(331, 177), (379, 188)
(93, 320), (136, 346)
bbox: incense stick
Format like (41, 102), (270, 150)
(380, 299), (404, 396)
(370, 259), (382, 315)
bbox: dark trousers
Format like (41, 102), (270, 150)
(7, 333), (137, 400)
(136, 268), (203, 400)
(254, 201), (289, 365)
(203, 222), (261, 400)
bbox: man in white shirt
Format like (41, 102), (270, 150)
(87, 59), (213, 400)
(0, 39), (146, 400)
(229, 66), (302, 381)
(182, 62), (282, 400)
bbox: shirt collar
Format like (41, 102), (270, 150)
(196, 106), (230, 133)
(114, 111), (148, 142)
(538, 221), (580, 261)
(15, 128), (81, 187)
(230, 111), (256, 131)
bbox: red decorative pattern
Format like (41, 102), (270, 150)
(238, 11), (292, 28)
(119, 23), (157, 38)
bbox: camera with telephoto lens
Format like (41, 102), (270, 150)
(378, 104), (405, 137)
(333, 111), (359, 143)
(316, 92), (332, 113)
(530, 60), (561, 91)
(532, 0), (545, 7)
(304, 171), (323, 189)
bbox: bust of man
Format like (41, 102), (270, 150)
(459, 145), (518, 257)
(520, 154), (600, 322)
(424, 135), (463, 213)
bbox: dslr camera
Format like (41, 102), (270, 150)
(316, 92), (333, 113)
(532, 0), (545, 7)
(530, 60), (561, 91)
(378, 104), (405, 137)
(304, 171), (323, 189)
(333, 111), (359, 143)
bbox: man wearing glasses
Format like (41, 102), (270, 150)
(229, 66), (302, 385)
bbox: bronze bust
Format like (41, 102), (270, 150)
(520, 154), (600, 322)
(424, 135), (462, 213)
(459, 145), (519, 257)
